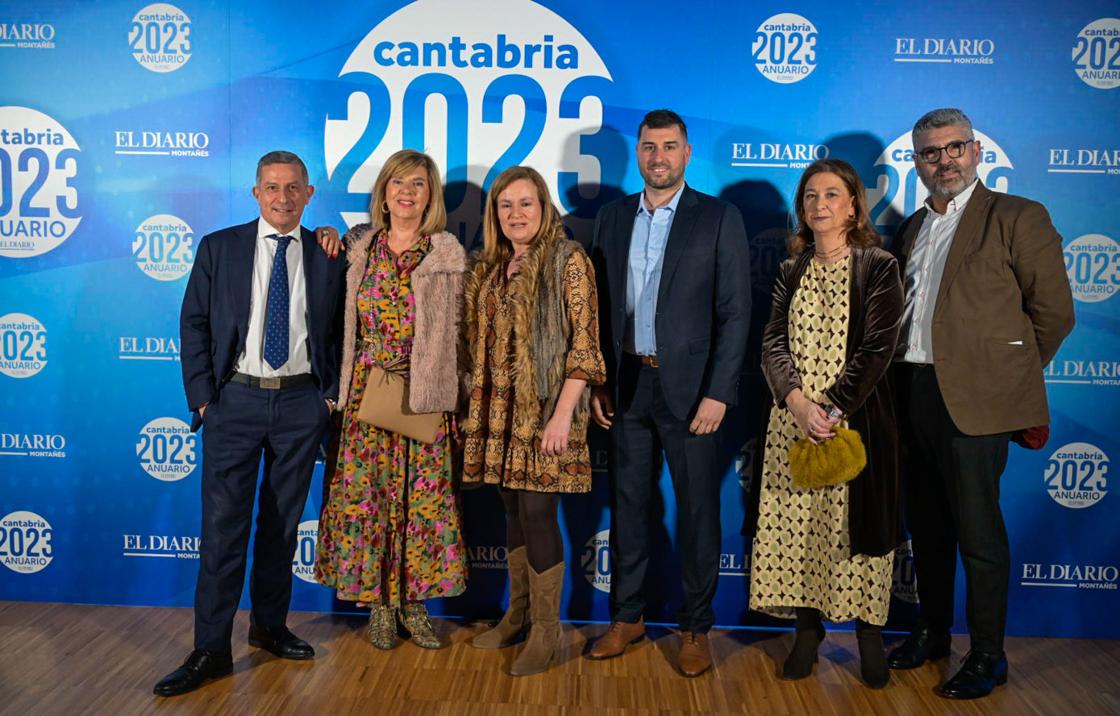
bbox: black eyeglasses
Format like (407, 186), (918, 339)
(916, 139), (975, 164)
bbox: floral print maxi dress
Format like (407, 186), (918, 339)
(315, 234), (467, 606)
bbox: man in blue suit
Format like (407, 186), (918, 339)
(155, 151), (344, 696)
(586, 110), (751, 676)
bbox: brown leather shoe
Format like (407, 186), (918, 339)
(678, 632), (712, 677)
(586, 618), (645, 660)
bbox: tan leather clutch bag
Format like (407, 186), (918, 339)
(356, 365), (442, 443)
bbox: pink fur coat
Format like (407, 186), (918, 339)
(335, 224), (466, 413)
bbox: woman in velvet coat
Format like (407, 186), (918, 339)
(748, 158), (904, 689)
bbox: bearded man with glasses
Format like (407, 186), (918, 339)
(887, 108), (1074, 699)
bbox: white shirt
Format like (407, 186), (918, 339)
(234, 217), (311, 377)
(899, 179), (979, 364)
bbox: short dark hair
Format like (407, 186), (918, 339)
(638, 109), (688, 140)
(256, 150), (308, 185)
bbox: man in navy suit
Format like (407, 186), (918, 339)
(586, 110), (751, 676)
(155, 151), (344, 696)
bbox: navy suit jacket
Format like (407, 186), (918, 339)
(179, 219), (345, 431)
(590, 185), (752, 421)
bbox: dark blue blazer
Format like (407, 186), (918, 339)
(179, 219), (345, 431)
(590, 185), (752, 421)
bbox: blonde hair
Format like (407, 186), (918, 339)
(481, 166), (565, 265)
(368, 149), (447, 237)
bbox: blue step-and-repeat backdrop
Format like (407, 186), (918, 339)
(1, 1), (1117, 639)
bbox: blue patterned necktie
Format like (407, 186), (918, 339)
(263, 233), (292, 370)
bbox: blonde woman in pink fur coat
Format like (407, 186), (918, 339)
(314, 150), (468, 651)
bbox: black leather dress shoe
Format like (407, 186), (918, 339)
(940, 651), (1008, 699)
(153, 649), (233, 696)
(887, 626), (951, 669)
(248, 624), (315, 660)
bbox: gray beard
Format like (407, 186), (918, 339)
(926, 168), (977, 199)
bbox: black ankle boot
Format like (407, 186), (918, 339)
(856, 620), (889, 689)
(782, 608), (824, 680)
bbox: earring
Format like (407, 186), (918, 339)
(382, 201), (390, 214)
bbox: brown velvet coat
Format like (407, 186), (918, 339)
(335, 224), (466, 412)
(750, 246), (904, 557)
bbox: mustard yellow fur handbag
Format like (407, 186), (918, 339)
(788, 427), (867, 489)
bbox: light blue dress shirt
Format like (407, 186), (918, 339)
(625, 184), (685, 355)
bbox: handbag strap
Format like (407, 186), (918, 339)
(362, 333), (409, 378)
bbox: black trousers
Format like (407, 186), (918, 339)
(194, 380), (329, 652)
(900, 363), (1011, 654)
(608, 356), (721, 633)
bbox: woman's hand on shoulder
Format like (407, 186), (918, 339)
(315, 226), (344, 258)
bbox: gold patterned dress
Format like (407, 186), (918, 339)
(750, 256), (893, 624)
(462, 250), (605, 493)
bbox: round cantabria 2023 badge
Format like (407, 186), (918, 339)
(0, 106), (81, 258)
(133, 214), (195, 281)
(0, 510), (53, 574)
(892, 540), (919, 604)
(752, 13), (818, 84)
(1064, 234), (1120, 303)
(1045, 442), (1110, 509)
(581, 529), (611, 593)
(129, 3), (192, 73)
(291, 520), (319, 583)
(1073, 18), (1120, 90)
(0, 312), (47, 379)
(136, 417), (198, 482)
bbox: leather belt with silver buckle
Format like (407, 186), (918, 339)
(229, 372), (315, 390)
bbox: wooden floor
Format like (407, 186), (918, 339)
(1, 602), (1117, 715)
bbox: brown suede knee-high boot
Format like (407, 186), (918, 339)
(509, 561), (564, 676)
(472, 546), (531, 649)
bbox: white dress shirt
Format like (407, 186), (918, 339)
(234, 217), (311, 377)
(899, 179), (979, 364)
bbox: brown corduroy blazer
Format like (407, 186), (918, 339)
(891, 182), (1075, 436)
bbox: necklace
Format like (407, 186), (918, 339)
(386, 230), (420, 256)
(813, 242), (849, 262)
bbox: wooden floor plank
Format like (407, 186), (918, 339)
(0, 602), (1117, 715)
